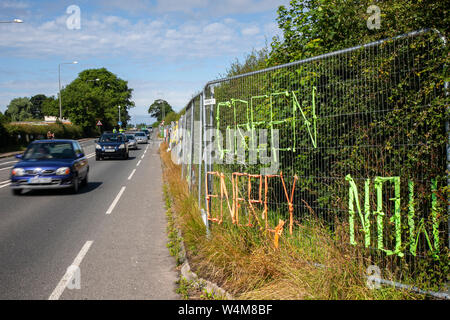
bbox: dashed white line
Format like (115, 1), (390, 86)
(0, 160), (18, 165)
(48, 240), (93, 300)
(106, 186), (126, 215)
(0, 182), (11, 189)
(136, 160), (141, 166)
(128, 169), (136, 180)
(0, 166), (13, 171)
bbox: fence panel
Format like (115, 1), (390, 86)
(175, 29), (448, 288)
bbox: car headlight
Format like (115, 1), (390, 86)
(56, 167), (71, 175)
(119, 144), (125, 149)
(96, 144), (102, 149)
(11, 168), (25, 176)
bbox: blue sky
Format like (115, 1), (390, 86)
(0, 0), (288, 125)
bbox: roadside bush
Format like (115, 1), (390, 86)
(0, 122), (83, 152)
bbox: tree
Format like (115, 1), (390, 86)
(59, 68), (135, 134)
(163, 111), (180, 124)
(41, 96), (58, 117)
(147, 99), (174, 122)
(5, 97), (33, 121)
(0, 111), (7, 124)
(29, 94), (47, 119)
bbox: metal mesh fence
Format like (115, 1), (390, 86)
(175, 29), (449, 287)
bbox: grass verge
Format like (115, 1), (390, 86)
(159, 142), (421, 300)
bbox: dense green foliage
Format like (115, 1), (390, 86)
(4, 94), (53, 121)
(0, 122), (83, 152)
(53, 68), (134, 135)
(29, 94), (47, 120)
(4, 97), (34, 121)
(269, 0), (449, 65)
(201, 2), (450, 288)
(163, 111), (181, 124)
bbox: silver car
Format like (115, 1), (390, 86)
(125, 134), (138, 149)
(134, 131), (148, 144)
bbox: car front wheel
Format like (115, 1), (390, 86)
(72, 176), (79, 194)
(81, 172), (88, 187)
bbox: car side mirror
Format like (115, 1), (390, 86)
(77, 153), (85, 158)
(15, 154), (23, 159)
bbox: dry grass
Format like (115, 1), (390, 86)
(159, 142), (419, 300)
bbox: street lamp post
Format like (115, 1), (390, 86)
(58, 61), (78, 121)
(0, 19), (23, 23)
(118, 105), (121, 128)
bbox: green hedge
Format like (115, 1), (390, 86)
(0, 122), (83, 152)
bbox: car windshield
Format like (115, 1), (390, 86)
(135, 132), (145, 137)
(99, 134), (124, 142)
(23, 142), (75, 160)
(126, 135), (135, 140)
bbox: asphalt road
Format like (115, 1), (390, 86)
(0, 138), (179, 300)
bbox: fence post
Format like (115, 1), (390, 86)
(208, 86), (214, 210)
(180, 115), (185, 179)
(432, 29), (450, 250)
(189, 101), (194, 191)
(202, 89), (208, 211)
(198, 94), (203, 208)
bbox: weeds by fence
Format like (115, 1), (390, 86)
(166, 29), (449, 292)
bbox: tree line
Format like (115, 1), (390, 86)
(1, 68), (134, 136)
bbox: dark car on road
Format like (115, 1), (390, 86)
(95, 133), (129, 160)
(10, 140), (89, 195)
(141, 129), (150, 139)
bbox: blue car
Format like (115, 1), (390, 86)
(10, 140), (89, 195)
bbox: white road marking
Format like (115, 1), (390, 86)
(86, 152), (95, 159)
(0, 166), (13, 171)
(141, 154), (145, 159)
(48, 240), (93, 300)
(128, 169), (136, 180)
(106, 186), (126, 215)
(136, 160), (141, 167)
(0, 179), (10, 185)
(0, 160), (18, 165)
(0, 182), (11, 189)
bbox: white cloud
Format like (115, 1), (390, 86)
(0, 13), (277, 61)
(242, 26), (260, 36)
(0, 1), (286, 116)
(153, 0), (288, 16)
(0, 1), (29, 9)
(129, 79), (204, 111)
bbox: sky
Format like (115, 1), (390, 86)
(0, 0), (288, 125)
